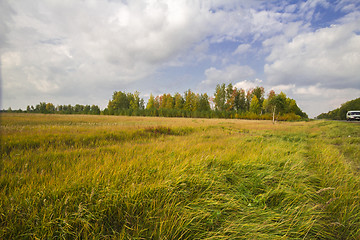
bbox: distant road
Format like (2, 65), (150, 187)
(337, 120), (360, 123)
(315, 119), (360, 123)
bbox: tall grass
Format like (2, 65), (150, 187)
(1, 113), (359, 239)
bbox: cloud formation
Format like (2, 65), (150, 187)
(1, 0), (360, 118)
(201, 65), (255, 88)
(234, 79), (263, 92)
(265, 21), (360, 89)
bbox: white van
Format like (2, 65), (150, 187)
(346, 111), (360, 121)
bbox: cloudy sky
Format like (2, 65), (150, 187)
(1, 0), (360, 118)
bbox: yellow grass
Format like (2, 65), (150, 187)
(1, 113), (359, 239)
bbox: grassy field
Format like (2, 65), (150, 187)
(1, 113), (359, 239)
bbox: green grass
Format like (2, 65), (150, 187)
(1, 113), (360, 239)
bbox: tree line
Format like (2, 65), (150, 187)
(317, 97), (360, 120)
(104, 84), (308, 120)
(3, 83), (308, 120)
(7, 102), (101, 115)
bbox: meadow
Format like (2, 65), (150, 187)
(1, 113), (359, 239)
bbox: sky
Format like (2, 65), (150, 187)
(1, 0), (360, 118)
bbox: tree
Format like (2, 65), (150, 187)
(139, 99), (145, 110)
(184, 89), (196, 112)
(264, 90), (276, 114)
(245, 90), (252, 112)
(146, 94), (155, 109)
(159, 93), (174, 109)
(198, 93), (211, 112)
(90, 105), (100, 115)
(107, 91), (145, 114)
(46, 103), (55, 113)
(252, 87), (265, 112)
(214, 84), (226, 111)
(225, 83), (234, 111)
(271, 92), (287, 115)
(174, 93), (184, 110)
(108, 91), (129, 114)
(74, 104), (83, 113)
(235, 88), (246, 112)
(84, 105), (91, 114)
(35, 102), (45, 113)
(129, 91), (141, 110)
(250, 95), (261, 114)
(165, 94), (174, 109)
(154, 96), (160, 109)
(159, 94), (165, 109)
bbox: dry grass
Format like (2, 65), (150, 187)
(1, 113), (359, 239)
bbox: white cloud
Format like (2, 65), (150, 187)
(233, 44), (251, 55)
(270, 84), (296, 93)
(201, 64), (255, 88)
(0, 1), (13, 50)
(265, 21), (360, 89)
(293, 84), (323, 96)
(234, 78), (263, 92)
(249, 9), (285, 41)
(2, 0), (219, 108)
(2, 1), (259, 84)
(1, 52), (21, 67)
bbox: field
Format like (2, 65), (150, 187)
(1, 113), (360, 239)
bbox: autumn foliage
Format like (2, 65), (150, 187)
(106, 84), (308, 120)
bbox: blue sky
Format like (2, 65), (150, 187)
(1, 0), (360, 117)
